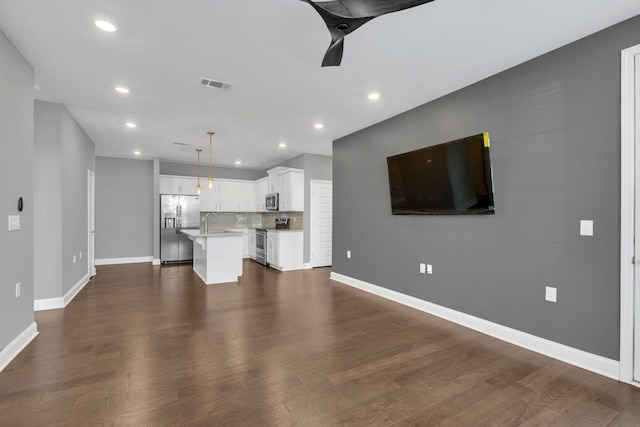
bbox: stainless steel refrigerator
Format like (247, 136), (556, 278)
(160, 195), (200, 263)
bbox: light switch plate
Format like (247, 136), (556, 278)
(15, 282), (21, 298)
(545, 286), (557, 303)
(427, 264), (433, 275)
(580, 220), (593, 236)
(419, 263), (426, 274)
(8, 215), (20, 231)
(346, 250), (351, 259)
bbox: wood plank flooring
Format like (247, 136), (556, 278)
(1, 261), (639, 426)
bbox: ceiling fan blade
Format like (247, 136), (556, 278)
(322, 36), (344, 67)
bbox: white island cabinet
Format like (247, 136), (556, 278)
(181, 230), (243, 285)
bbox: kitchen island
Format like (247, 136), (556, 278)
(181, 229), (243, 285)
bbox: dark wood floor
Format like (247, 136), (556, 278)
(1, 261), (639, 426)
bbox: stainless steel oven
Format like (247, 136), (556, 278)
(255, 228), (267, 265)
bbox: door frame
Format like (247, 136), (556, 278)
(310, 179), (332, 267)
(87, 169), (96, 277)
(619, 43), (640, 385)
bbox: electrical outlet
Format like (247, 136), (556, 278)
(580, 220), (593, 236)
(15, 282), (21, 298)
(419, 263), (426, 274)
(347, 250), (351, 259)
(73, 255), (77, 264)
(427, 264), (433, 275)
(545, 286), (557, 303)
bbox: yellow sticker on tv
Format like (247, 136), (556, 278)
(483, 132), (490, 148)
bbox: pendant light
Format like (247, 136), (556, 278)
(207, 131), (215, 189)
(195, 149), (202, 195)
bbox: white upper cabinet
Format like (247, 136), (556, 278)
(201, 179), (257, 212)
(279, 169), (304, 212)
(160, 175), (200, 195)
(218, 180), (257, 212)
(267, 167), (289, 194)
(162, 173), (295, 213)
(237, 181), (257, 212)
(199, 180), (221, 211)
(256, 177), (269, 212)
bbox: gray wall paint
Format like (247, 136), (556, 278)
(34, 102), (63, 299)
(274, 154), (332, 262)
(0, 29), (35, 349)
(60, 107), (95, 294)
(160, 161), (264, 181)
(33, 101), (95, 299)
(95, 157), (153, 259)
(333, 15), (640, 360)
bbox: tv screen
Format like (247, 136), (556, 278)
(387, 132), (495, 215)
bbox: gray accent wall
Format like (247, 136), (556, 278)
(33, 101), (95, 299)
(0, 29), (35, 349)
(333, 15), (640, 360)
(95, 157), (153, 259)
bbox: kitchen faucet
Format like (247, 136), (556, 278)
(204, 212), (219, 235)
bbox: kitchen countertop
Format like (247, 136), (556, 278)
(261, 228), (303, 233)
(181, 229), (245, 238)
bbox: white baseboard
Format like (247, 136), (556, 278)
(95, 256), (154, 266)
(330, 272), (620, 381)
(34, 297), (64, 311)
(303, 263), (313, 269)
(35, 273), (90, 312)
(152, 258), (161, 266)
(0, 322), (38, 372)
(63, 273), (90, 306)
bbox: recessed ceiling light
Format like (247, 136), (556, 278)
(125, 122), (137, 128)
(235, 161), (242, 165)
(314, 123), (324, 129)
(368, 92), (381, 100)
(94, 20), (117, 33)
(115, 86), (130, 94)
(279, 143), (287, 148)
(133, 151), (141, 155)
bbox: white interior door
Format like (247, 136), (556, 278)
(310, 180), (333, 267)
(88, 170), (96, 277)
(634, 54), (640, 383)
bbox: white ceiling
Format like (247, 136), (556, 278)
(1, 0), (639, 169)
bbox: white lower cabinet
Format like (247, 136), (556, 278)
(266, 231), (303, 271)
(248, 229), (256, 259)
(266, 234), (278, 267)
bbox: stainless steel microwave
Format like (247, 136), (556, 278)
(265, 193), (279, 211)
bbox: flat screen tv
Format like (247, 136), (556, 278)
(387, 132), (495, 215)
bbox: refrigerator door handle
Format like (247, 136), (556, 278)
(176, 206), (181, 234)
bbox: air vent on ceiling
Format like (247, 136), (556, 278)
(173, 142), (190, 146)
(200, 77), (234, 90)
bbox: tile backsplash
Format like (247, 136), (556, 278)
(200, 211), (303, 232)
(262, 212), (303, 230)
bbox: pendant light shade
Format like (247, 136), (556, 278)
(196, 149), (202, 195)
(207, 131), (215, 189)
